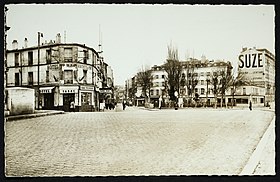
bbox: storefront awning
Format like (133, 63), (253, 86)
(59, 86), (79, 94)
(40, 86), (55, 93)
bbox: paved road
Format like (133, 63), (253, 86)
(5, 106), (274, 176)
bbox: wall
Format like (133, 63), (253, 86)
(6, 87), (35, 115)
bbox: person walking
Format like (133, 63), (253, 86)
(159, 96), (162, 109)
(122, 100), (126, 110)
(70, 100), (75, 112)
(249, 100), (252, 111)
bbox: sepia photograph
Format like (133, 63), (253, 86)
(4, 3), (275, 177)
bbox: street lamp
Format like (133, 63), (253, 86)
(37, 32), (43, 109)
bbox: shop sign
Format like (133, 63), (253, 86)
(49, 65), (59, 70)
(81, 86), (94, 90)
(239, 53), (263, 68)
(40, 86), (54, 93)
(99, 89), (112, 94)
(77, 64), (92, 70)
(59, 86), (79, 94)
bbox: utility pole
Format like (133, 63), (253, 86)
(37, 32), (43, 109)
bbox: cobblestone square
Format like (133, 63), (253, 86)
(5, 106), (274, 176)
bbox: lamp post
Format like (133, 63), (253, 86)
(37, 32), (43, 109)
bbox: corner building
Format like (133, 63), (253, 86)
(238, 47), (275, 105)
(6, 35), (113, 112)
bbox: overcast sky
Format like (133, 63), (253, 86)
(6, 4), (275, 85)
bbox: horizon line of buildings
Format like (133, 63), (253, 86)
(125, 47), (275, 108)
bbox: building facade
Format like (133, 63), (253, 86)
(238, 47), (275, 105)
(6, 34), (114, 112)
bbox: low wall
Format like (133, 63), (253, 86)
(6, 87), (35, 116)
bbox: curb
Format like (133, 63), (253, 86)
(239, 115), (275, 175)
(6, 111), (65, 121)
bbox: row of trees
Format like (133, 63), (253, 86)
(135, 44), (247, 108)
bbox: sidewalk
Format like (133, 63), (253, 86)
(240, 115), (275, 175)
(5, 110), (65, 121)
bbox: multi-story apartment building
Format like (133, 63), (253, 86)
(127, 58), (234, 108)
(238, 47), (275, 105)
(181, 58), (232, 106)
(150, 65), (166, 105)
(6, 34), (114, 112)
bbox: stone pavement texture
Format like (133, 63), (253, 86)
(6, 110), (64, 121)
(5, 105), (275, 176)
(253, 117), (275, 175)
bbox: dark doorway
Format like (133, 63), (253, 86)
(43, 93), (54, 110)
(63, 93), (75, 112)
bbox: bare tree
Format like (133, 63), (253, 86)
(136, 66), (153, 103)
(229, 68), (247, 108)
(211, 70), (220, 109)
(218, 64), (233, 108)
(185, 61), (199, 106)
(163, 44), (183, 103)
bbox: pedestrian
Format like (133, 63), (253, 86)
(249, 101), (252, 111)
(70, 100), (75, 112)
(159, 96), (162, 109)
(122, 100), (126, 110)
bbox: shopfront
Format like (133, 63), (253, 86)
(40, 86), (55, 110)
(80, 86), (94, 112)
(59, 86), (79, 111)
(99, 88), (113, 110)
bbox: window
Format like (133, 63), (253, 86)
(155, 75), (159, 79)
(93, 54), (97, 65)
(162, 75), (165, 79)
(46, 70), (49, 82)
(156, 89), (159, 96)
(243, 88), (246, 95)
(200, 72), (204, 76)
(201, 80), (204, 85)
(194, 73), (198, 77)
(46, 49), (51, 64)
(151, 89), (154, 96)
(207, 72), (211, 76)
(153, 82), (159, 87)
(64, 70), (73, 84)
(201, 88), (205, 95)
(83, 50), (89, 63)
(28, 51), (33, 65)
(83, 70), (87, 83)
(15, 53), (19, 67)
(15, 73), (20, 86)
(64, 48), (73, 62)
(195, 88), (198, 93)
(28, 72), (33, 85)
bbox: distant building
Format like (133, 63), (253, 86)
(6, 34), (114, 112)
(148, 58), (233, 107)
(150, 65), (166, 105)
(127, 47), (274, 108)
(237, 47), (275, 105)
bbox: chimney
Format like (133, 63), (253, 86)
(56, 33), (61, 43)
(242, 47), (247, 52)
(12, 40), (18, 49)
(24, 38), (28, 48)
